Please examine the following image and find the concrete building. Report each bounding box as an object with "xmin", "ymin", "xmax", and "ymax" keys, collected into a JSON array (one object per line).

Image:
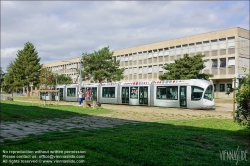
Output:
[{"xmin": 44, "ymin": 27, "xmax": 250, "ymax": 98}]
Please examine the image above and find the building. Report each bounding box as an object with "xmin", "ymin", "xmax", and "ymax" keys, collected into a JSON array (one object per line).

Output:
[{"xmin": 44, "ymin": 27, "xmax": 250, "ymax": 98}]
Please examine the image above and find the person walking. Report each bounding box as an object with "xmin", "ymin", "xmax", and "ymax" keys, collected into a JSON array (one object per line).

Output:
[
  {"xmin": 78, "ymin": 89, "xmax": 84, "ymax": 106},
  {"xmin": 85, "ymin": 88, "xmax": 91, "ymax": 100}
]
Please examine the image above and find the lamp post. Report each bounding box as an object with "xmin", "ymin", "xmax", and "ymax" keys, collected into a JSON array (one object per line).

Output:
[
  {"xmin": 55, "ymin": 73, "xmax": 58, "ymax": 90},
  {"xmin": 79, "ymin": 58, "xmax": 82, "ymax": 90}
]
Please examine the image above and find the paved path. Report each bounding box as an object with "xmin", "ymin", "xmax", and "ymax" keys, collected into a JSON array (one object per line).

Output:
[{"xmin": 0, "ymin": 116, "xmax": 140, "ymax": 143}]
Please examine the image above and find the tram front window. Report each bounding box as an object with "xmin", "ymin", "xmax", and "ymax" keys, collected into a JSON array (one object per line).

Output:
[{"xmin": 204, "ymin": 85, "xmax": 214, "ymax": 101}]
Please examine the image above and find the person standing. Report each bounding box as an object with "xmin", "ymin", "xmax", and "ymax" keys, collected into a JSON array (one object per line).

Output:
[
  {"xmin": 85, "ymin": 88, "xmax": 91, "ymax": 100},
  {"xmin": 78, "ymin": 89, "xmax": 84, "ymax": 106}
]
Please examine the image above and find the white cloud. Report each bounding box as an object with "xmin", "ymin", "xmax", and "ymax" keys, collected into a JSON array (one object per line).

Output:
[
  {"xmin": 1, "ymin": 1, "xmax": 249, "ymax": 72},
  {"xmin": 1, "ymin": 47, "xmax": 21, "ymax": 58}
]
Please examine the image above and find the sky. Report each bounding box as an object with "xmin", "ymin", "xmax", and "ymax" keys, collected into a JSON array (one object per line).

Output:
[{"xmin": 1, "ymin": 1, "xmax": 249, "ymax": 72}]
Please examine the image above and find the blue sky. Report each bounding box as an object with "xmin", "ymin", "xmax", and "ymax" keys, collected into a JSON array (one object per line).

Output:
[{"xmin": 1, "ymin": 1, "xmax": 249, "ymax": 72}]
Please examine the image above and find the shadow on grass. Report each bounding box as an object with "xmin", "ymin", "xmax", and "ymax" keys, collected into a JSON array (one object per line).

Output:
[
  {"xmin": 0, "ymin": 101, "xmax": 111, "ymax": 122},
  {"xmin": 0, "ymin": 101, "xmax": 249, "ymax": 166}
]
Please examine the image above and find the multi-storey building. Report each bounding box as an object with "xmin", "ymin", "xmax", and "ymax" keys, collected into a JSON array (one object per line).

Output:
[{"xmin": 44, "ymin": 27, "xmax": 249, "ymax": 98}]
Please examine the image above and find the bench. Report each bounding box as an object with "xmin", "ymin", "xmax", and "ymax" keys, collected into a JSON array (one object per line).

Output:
[{"xmin": 83, "ymin": 100, "xmax": 101, "ymax": 108}]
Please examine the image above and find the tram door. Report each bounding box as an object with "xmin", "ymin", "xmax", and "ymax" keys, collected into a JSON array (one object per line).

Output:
[
  {"xmin": 57, "ymin": 88, "xmax": 64, "ymax": 101},
  {"xmin": 139, "ymin": 87, "xmax": 148, "ymax": 105},
  {"xmin": 91, "ymin": 87, "xmax": 97, "ymax": 101},
  {"xmin": 82, "ymin": 87, "xmax": 97, "ymax": 100},
  {"xmin": 179, "ymin": 86, "xmax": 187, "ymax": 107},
  {"xmin": 121, "ymin": 87, "xmax": 129, "ymax": 104}
]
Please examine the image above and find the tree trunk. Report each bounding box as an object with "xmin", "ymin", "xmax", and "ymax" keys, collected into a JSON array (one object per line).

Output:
[{"xmin": 27, "ymin": 85, "xmax": 30, "ymax": 97}]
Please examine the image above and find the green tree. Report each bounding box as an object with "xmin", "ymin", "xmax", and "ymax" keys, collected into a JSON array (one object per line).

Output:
[
  {"xmin": 235, "ymin": 68, "xmax": 250, "ymax": 128},
  {"xmin": 56, "ymin": 74, "xmax": 73, "ymax": 84},
  {"xmin": 81, "ymin": 47, "xmax": 124, "ymax": 83},
  {"xmin": 38, "ymin": 68, "xmax": 56, "ymax": 89},
  {"xmin": 12, "ymin": 42, "xmax": 42, "ymax": 96},
  {"xmin": 0, "ymin": 67, "xmax": 4, "ymax": 92},
  {"xmin": 159, "ymin": 54, "xmax": 213, "ymax": 80},
  {"xmin": 2, "ymin": 62, "xmax": 16, "ymax": 95}
]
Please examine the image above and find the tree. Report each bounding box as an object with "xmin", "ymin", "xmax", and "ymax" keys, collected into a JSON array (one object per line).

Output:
[
  {"xmin": 81, "ymin": 47, "xmax": 125, "ymax": 83},
  {"xmin": 38, "ymin": 68, "xmax": 56, "ymax": 89},
  {"xmin": 235, "ymin": 68, "xmax": 250, "ymax": 128},
  {"xmin": 2, "ymin": 62, "xmax": 16, "ymax": 95},
  {"xmin": 12, "ymin": 42, "xmax": 42, "ymax": 96},
  {"xmin": 159, "ymin": 54, "xmax": 213, "ymax": 80},
  {"xmin": 56, "ymin": 74, "xmax": 73, "ymax": 84},
  {"xmin": 0, "ymin": 67, "xmax": 4, "ymax": 92}
]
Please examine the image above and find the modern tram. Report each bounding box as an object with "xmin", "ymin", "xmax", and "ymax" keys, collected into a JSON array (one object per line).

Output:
[{"xmin": 54, "ymin": 79, "xmax": 214, "ymax": 109}]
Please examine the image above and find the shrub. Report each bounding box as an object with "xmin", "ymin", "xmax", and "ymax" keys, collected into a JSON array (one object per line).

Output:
[{"xmin": 235, "ymin": 68, "xmax": 250, "ymax": 128}]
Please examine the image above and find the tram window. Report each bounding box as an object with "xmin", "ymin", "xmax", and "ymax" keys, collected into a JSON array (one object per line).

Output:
[
  {"xmin": 157, "ymin": 86, "xmax": 167, "ymax": 99},
  {"xmin": 191, "ymin": 86, "xmax": 204, "ymax": 100},
  {"xmin": 102, "ymin": 87, "xmax": 115, "ymax": 98},
  {"xmin": 67, "ymin": 88, "xmax": 76, "ymax": 97},
  {"xmin": 204, "ymin": 85, "xmax": 214, "ymax": 101},
  {"xmin": 130, "ymin": 87, "xmax": 138, "ymax": 99},
  {"xmin": 166, "ymin": 86, "xmax": 178, "ymax": 100}
]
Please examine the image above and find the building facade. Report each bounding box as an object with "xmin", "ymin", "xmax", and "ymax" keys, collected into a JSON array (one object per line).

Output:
[{"xmin": 44, "ymin": 27, "xmax": 250, "ymax": 98}]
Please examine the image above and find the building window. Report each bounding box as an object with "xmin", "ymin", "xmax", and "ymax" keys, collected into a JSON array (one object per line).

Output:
[
  {"xmin": 219, "ymin": 84, "xmax": 225, "ymax": 92},
  {"xmin": 228, "ymin": 37, "xmax": 235, "ymax": 48},
  {"xmin": 211, "ymin": 40, "xmax": 218, "ymax": 50},
  {"xmin": 189, "ymin": 43, "xmax": 195, "ymax": 53},
  {"xmin": 214, "ymin": 84, "xmax": 216, "ymax": 92},
  {"xmin": 219, "ymin": 38, "xmax": 226, "ymax": 49},
  {"xmin": 170, "ymin": 47, "xmax": 175, "ymax": 56},
  {"xmin": 228, "ymin": 57, "xmax": 235, "ymax": 67},
  {"xmin": 182, "ymin": 44, "xmax": 188, "ymax": 54},
  {"xmin": 129, "ymin": 54, "xmax": 132, "ymax": 61},
  {"xmin": 212, "ymin": 59, "xmax": 218, "ymax": 68},
  {"xmin": 133, "ymin": 53, "xmax": 137, "ymax": 61},
  {"xmin": 220, "ymin": 58, "xmax": 226, "ymax": 68},
  {"xmin": 164, "ymin": 48, "xmax": 169, "ymax": 56},
  {"xmin": 227, "ymin": 84, "xmax": 232, "ymax": 91},
  {"xmin": 148, "ymin": 66, "xmax": 152, "ymax": 73},
  {"xmin": 102, "ymin": 87, "xmax": 115, "ymax": 98},
  {"xmin": 196, "ymin": 42, "xmax": 202, "ymax": 52}
]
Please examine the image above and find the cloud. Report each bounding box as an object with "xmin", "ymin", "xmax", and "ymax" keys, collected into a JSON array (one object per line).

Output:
[{"xmin": 1, "ymin": 1, "xmax": 249, "ymax": 72}]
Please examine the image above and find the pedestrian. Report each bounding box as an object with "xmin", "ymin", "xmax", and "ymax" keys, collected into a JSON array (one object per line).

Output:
[
  {"xmin": 78, "ymin": 89, "xmax": 84, "ymax": 106},
  {"xmin": 85, "ymin": 88, "xmax": 91, "ymax": 100}
]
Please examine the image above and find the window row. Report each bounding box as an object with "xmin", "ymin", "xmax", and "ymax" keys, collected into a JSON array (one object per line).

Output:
[
  {"xmin": 51, "ymin": 63, "xmax": 80, "ymax": 71},
  {"xmin": 116, "ymin": 37, "xmax": 235, "ymax": 61},
  {"xmin": 123, "ymin": 65, "xmax": 165, "ymax": 74},
  {"xmin": 101, "ymin": 86, "xmax": 213, "ymax": 101},
  {"xmin": 214, "ymin": 83, "xmax": 232, "ymax": 92},
  {"xmin": 205, "ymin": 58, "xmax": 235, "ymax": 68}
]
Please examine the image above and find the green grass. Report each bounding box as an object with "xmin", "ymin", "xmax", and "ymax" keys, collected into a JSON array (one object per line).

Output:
[
  {"xmin": 0, "ymin": 101, "xmax": 249, "ymax": 166},
  {"xmin": 1, "ymin": 101, "xmax": 111, "ymax": 122},
  {"xmin": 1, "ymin": 119, "xmax": 249, "ymax": 166}
]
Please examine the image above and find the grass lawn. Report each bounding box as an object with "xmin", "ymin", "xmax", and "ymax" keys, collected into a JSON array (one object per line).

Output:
[{"xmin": 1, "ymin": 101, "xmax": 249, "ymax": 166}]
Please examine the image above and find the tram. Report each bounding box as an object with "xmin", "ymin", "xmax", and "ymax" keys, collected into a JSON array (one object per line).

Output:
[{"xmin": 55, "ymin": 79, "xmax": 214, "ymax": 109}]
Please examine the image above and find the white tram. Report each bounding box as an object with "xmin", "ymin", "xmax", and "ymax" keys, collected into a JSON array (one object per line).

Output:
[{"xmin": 55, "ymin": 79, "xmax": 214, "ymax": 109}]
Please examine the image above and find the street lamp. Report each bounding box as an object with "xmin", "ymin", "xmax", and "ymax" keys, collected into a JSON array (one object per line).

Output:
[
  {"xmin": 55, "ymin": 73, "xmax": 58, "ymax": 90},
  {"xmin": 79, "ymin": 58, "xmax": 82, "ymax": 89}
]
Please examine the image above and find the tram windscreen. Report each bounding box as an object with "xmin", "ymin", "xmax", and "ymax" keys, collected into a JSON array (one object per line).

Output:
[
  {"xmin": 191, "ymin": 86, "xmax": 204, "ymax": 100},
  {"xmin": 204, "ymin": 85, "xmax": 214, "ymax": 101}
]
